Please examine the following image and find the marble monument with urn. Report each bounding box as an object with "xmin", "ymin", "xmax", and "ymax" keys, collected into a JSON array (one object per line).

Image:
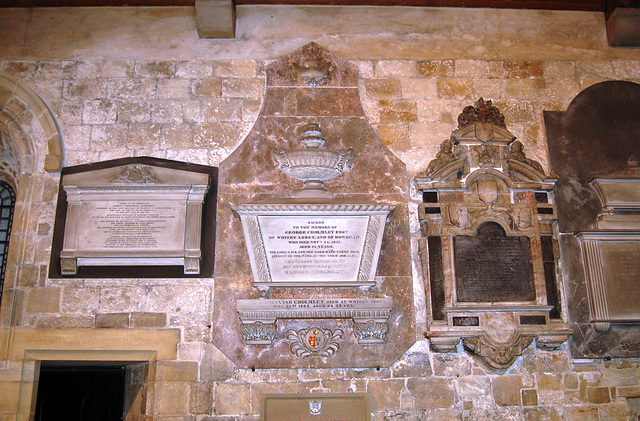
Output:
[{"xmin": 212, "ymin": 43, "xmax": 414, "ymax": 369}]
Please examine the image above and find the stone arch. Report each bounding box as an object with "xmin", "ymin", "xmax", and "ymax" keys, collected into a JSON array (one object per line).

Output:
[
  {"xmin": 0, "ymin": 72, "xmax": 63, "ymax": 362},
  {"xmin": 0, "ymin": 71, "xmax": 63, "ymax": 174}
]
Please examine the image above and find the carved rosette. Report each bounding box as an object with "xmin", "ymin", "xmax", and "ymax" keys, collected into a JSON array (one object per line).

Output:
[
  {"xmin": 286, "ymin": 327, "xmax": 343, "ymax": 358},
  {"xmin": 241, "ymin": 322, "xmax": 277, "ymax": 345},
  {"xmin": 463, "ymin": 333, "xmax": 533, "ymax": 369},
  {"xmin": 353, "ymin": 320, "xmax": 389, "ymax": 344}
]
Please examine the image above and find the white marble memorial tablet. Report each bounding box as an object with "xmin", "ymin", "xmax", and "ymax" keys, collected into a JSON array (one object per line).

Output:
[
  {"xmin": 259, "ymin": 215, "xmax": 368, "ymax": 282},
  {"xmin": 577, "ymin": 232, "xmax": 640, "ymax": 331},
  {"xmin": 60, "ymin": 163, "xmax": 209, "ymax": 275},
  {"xmin": 233, "ymin": 203, "xmax": 394, "ymax": 287}
]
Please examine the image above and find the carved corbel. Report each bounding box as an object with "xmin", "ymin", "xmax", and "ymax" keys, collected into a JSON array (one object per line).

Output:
[{"xmin": 463, "ymin": 332, "xmax": 533, "ymax": 369}]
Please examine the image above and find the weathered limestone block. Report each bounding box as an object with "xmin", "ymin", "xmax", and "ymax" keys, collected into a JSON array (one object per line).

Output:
[
  {"xmin": 215, "ymin": 383, "xmax": 251, "ymax": 415},
  {"xmin": 365, "ymin": 79, "xmax": 402, "ymax": 100},
  {"xmin": 418, "ymin": 60, "xmax": 454, "ymax": 77},
  {"xmin": 375, "ymin": 60, "xmax": 418, "ymax": 78},
  {"xmin": 160, "ymin": 124, "xmax": 194, "ymax": 148},
  {"xmin": 157, "ymin": 79, "xmax": 191, "ymax": 99},
  {"xmin": 189, "ymin": 382, "xmax": 213, "ymax": 415},
  {"xmin": 492, "ymin": 376, "xmax": 525, "ymax": 406},
  {"xmin": 407, "ymin": 378, "xmax": 455, "ymax": 409},
  {"xmin": 176, "ymin": 61, "xmax": 214, "ymax": 78},
  {"xmin": 82, "ymin": 99, "xmax": 117, "ymax": 124},
  {"xmin": 367, "ymin": 379, "xmax": 405, "ymax": 410},
  {"xmin": 437, "ymin": 79, "xmax": 473, "ymax": 99},
  {"xmin": 130, "ymin": 312, "xmax": 166, "ymax": 328},
  {"xmin": 215, "ymin": 60, "xmax": 258, "ymax": 78},
  {"xmin": 155, "ymin": 381, "xmax": 189, "ymax": 416},
  {"xmin": 102, "ymin": 60, "xmax": 134, "ymax": 78},
  {"xmin": 25, "ymin": 287, "xmax": 60, "ymax": 313},
  {"xmin": 157, "ymin": 361, "xmax": 199, "ymax": 382},
  {"xmin": 95, "ymin": 313, "xmax": 129, "ymax": 328},
  {"xmin": 108, "ymin": 78, "xmax": 157, "ymax": 99},
  {"xmin": 135, "ymin": 61, "xmax": 176, "ymax": 78},
  {"xmin": 221, "ymin": 78, "xmax": 263, "ymax": 98},
  {"xmin": 192, "ymin": 78, "xmax": 223, "ymax": 97},
  {"xmin": 400, "ymin": 79, "xmax": 437, "ymax": 99}
]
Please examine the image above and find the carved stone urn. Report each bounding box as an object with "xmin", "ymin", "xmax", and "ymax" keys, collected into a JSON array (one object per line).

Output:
[{"xmin": 272, "ymin": 124, "xmax": 354, "ymax": 198}]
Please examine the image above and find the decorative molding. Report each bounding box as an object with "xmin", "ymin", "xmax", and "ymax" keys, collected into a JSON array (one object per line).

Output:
[
  {"xmin": 233, "ymin": 203, "xmax": 394, "ymax": 214},
  {"xmin": 286, "ymin": 327, "xmax": 343, "ymax": 358},
  {"xmin": 244, "ymin": 215, "xmax": 271, "ymax": 283},
  {"xmin": 237, "ymin": 298, "xmax": 392, "ymax": 345},
  {"xmin": 457, "ymin": 98, "xmax": 506, "ymax": 128},
  {"xmin": 0, "ymin": 71, "xmax": 63, "ymax": 172},
  {"xmin": 353, "ymin": 320, "xmax": 389, "ymax": 344},
  {"xmin": 463, "ymin": 332, "xmax": 533, "ymax": 369},
  {"xmin": 112, "ymin": 164, "xmax": 159, "ymax": 184},
  {"xmin": 241, "ymin": 322, "xmax": 277, "ymax": 345}
]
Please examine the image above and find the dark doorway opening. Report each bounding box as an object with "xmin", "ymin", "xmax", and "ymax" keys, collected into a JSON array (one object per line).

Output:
[{"xmin": 35, "ymin": 363, "xmax": 126, "ymax": 421}]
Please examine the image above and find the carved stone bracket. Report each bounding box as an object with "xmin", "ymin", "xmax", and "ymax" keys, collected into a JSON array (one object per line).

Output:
[
  {"xmin": 463, "ymin": 332, "xmax": 533, "ymax": 369},
  {"xmin": 237, "ymin": 298, "xmax": 392, "ymax": 345}
]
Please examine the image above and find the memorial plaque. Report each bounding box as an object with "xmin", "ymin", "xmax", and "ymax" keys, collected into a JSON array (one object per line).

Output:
[
  {"xmin": 260, "ymin": 215, "xmax": 368, "ymax": 282},
  {"xmin": 578, "ymin": 232, "xmax": 640, "ymax": 329},
  {"xmin": 601, "ymin": 241, "xmax": 640, "ymax": 319},
  {"xmin": 57, "ymin": 159, "xmax": 212, "ymax": 275},
  {"xmin": 454, "ymin": 221, "xmax": 535, "ymax": 302},
  {"xmin": 262, "ymin": 393, "xmax": 370, "ymax": 421},
  {"xmin": 233, "ymin": 203, "xmax": 394, "ymax": 287}
]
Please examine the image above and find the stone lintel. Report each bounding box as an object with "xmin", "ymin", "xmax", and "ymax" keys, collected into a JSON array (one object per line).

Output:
[
  {"xmin": 195, "ymin": 0, "xmax": 236, "ymax": 39},
  {"xmin": 606, "ymin": 7, "xmax": 640, "ymax": 46}
]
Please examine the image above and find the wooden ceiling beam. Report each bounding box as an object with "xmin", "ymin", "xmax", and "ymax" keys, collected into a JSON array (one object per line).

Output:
[{"xmin": 0, "ymin": 0, "xmax": 606, "ymax": 10}]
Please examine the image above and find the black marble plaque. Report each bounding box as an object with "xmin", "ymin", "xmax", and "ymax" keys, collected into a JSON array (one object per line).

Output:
[{"xmin": 454, "ymin": 222, "xmax": 535, "ymax": 302}]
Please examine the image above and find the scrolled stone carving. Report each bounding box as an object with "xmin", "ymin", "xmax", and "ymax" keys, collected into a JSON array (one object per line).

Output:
[
  {"xmin": 112, "ymin": 164, "xmax": 159, "ymax": 184},
  {"xmin": 463, "ymin": 333, "xmax": 533, "ymax": 369},
  {"xmin": 457, "ymin": 97, "xmax": 506, "ymax": 128},
  {"xmin": 241, "ymin": 321, "xmax": 277, "ymax": 345},
  {"xmin": 507, "ymin": 140, "xmax": 544, "ymax": 174},
  {"xmin": 286, "ymin": 327, "xmax": 343, "ymax": 358},
  {"xmin": 353, "ymin": 320, "xmax": 389, "ymax": 344}
]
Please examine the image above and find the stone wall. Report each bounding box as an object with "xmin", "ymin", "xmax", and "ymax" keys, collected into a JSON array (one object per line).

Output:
[{"xmin": 0, "ymin": 5, "xmax": 639, "ymax": 420}]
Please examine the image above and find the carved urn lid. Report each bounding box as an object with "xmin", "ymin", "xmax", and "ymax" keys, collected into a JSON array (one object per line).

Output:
[{"xmin": 272, "ymin": 124, "xmax": 355, "ymax": 198}]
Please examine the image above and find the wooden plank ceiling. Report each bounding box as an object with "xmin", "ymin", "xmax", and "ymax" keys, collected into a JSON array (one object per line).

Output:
[{"xmin": 0, "ymin": 0, "xmax": 609, "ymax": 10}]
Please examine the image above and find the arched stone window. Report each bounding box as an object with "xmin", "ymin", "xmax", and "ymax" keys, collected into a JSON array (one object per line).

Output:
[{"xmin": 0, "ymin": 181, "xmax": 15, "ymax": 302}]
